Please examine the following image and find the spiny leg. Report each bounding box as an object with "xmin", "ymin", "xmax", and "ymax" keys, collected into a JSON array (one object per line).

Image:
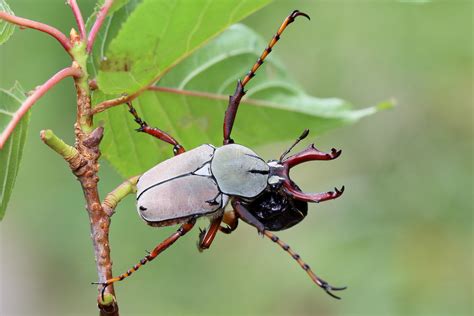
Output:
[
  {"xmin": 198, "ymin": 210, "xmax": 240, "ymax": 251},
  {"xmin": 93, "ymin": 220, "xmax": 195, "ymax": 298},
  {"xmin": 263, "ymin": 230, "xmax": 347, "ymax": 299},
  {"xmin": 197, "ymin": 215, "xmax": 223, "ymax": 251},
  {"xmin": 127, "ymin": 102, "xmax": 185, "ymax": 155},
  {"xmin": 223, "ymin": 10, "xmax": 310, "ymax": 145}
]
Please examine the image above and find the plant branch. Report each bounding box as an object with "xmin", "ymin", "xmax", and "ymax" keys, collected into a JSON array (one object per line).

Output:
[
  {"xmin": 0, "ymin": 66, "xmax": 82, "ymax": 149},
  {"xmin": 102, "ymin": 176, "xmax": 140, "ymax": 216},
  {"xmin": 90, "ymin": 84, "xmax": 230, "ymax": 115},
  {"xmin": 87, "ymin": 0, "xmax": 114, "ymax": 52},
  {"xmin": 92, "ymin": 93, "xmax": 139, "ymax": 114},
  {"xmin": 67, "ymin": 0, "xmax": 86, "ymax": 40},
  {"xmin": 0, "ymin": 11, "xmax": 72, "ymax": 53}
]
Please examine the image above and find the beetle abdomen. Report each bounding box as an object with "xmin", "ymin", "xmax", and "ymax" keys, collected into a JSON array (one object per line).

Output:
[{"xmin": 136, "ymin": 144, "xmax": 228, "ymax": 226}]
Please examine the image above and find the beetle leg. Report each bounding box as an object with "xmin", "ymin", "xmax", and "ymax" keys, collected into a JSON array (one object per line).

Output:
[
  {"xmin": 127, "ymin": 101, "xmax": 185, "ymax": 155},
  {"xmin": 223, "ymin": 10, "xmax": 310, "ymax": 145},
  {"xmin": 232, "ymin": 199, "xmax": 265, "ymax": 234},
  {"xmin": 93, "ymin": 220, "xmax": 195, "ymax": 297},
  {"xmin": 219, "ymin": 210, "xmax": 238, "ymax": 234},
  {"xmin": 197, "ymin": 215, "xmax": 223, "ymax": 252},
  {"xmin": 263, "ymin": 230, "xmax": 347, "ymax": 300}
]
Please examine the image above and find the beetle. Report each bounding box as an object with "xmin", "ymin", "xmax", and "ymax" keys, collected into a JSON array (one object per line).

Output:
[{"xmin": 97, "ymin": 10, "xmax": 347, "ymax": 300}]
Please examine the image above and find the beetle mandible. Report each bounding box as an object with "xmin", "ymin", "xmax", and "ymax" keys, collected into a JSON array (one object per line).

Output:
[{"xmin": 97, "ymin": 10, "xmax": 347, "ymax": 300}]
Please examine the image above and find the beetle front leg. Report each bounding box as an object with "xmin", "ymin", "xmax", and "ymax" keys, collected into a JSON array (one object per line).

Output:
[
  {"xmin": 127, "ymin": 102, "xmax": 185, "ymax": 155},
  {"xmin": 232, "ymin": 199, "xmax": 265, "ymax": 234},
  {"xmin": 94, "ymin": 220, "xmax": 195, "ymax": 297},
  {"xmin": 222, "ymin": 10, "xmax": 310, "ymax": 145}
]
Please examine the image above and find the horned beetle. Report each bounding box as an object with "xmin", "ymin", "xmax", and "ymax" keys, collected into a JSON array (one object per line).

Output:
[{"xmin": 97, "ymin": 10, "xmax": 347, "ymax": 300}]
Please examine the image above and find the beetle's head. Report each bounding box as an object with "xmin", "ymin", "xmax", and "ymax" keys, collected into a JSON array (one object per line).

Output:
[{"xmin": 266, "ymin": 129, "xmax": 344, "ymax": 203}]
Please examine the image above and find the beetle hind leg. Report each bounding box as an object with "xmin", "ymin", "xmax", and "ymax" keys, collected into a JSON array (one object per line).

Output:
[
  {"xmin": 126, "ymin": 101, "xmax": 185, "ymax": 155},
  {"xmin": 93, "ymin": 220, "xmax": 195, "ymax": 297}
]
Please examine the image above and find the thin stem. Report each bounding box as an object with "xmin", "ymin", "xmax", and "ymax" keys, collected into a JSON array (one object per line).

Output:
[
  {"xmin": 67, "ymin": 0, "xmax": 86, "ymax": 39},
  {"xmin": 40, "ymin": 129, "xmax": 79, "ymax": 160},
  {"xmin": 87, "ymin": 0, "xmax": 114, "ymax": 52},
  {"xmin": 92, "ymin": 93, "xmax": 139, "ymax": 115},
  {"xmin": 102, "ymin": 176, "xmax": 140, "ymax": 216},
  {"xmin": 0, "ymin": 11, "xmax": 72, "ymax": 53},
  {"xmin": 149, "ymin": 86, "xmax": 229, "ymax": 101},
  {"xmin": 0, "ymin": 66, "xmax": 82, "ymax": 149}
]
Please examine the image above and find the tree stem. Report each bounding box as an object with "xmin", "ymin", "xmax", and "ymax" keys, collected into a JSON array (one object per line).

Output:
[
  {"xmin": 87, "ymin": 0, "xmax": 114, "ymax": 52},
  {"xmin": 0, "ymin": 66, "xmax": 81, "ymax": 149},
  {"xmin": 67, "ymin": 0, "xmax": 86, "ymax": 40},
  {"xmin": 0, "ymin": 11, "xmax": 72, "ymax": 53}
]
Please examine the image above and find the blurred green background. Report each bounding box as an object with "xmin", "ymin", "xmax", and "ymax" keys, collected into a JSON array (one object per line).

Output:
[{"xmin": 0, "ymin": 1, "xmax": 472, "ymax": 315}]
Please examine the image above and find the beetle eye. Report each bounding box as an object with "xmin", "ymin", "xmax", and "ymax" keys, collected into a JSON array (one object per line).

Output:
[{"xmin": 139, "ymin": 206, "xmax": 147, "ymax": 211}]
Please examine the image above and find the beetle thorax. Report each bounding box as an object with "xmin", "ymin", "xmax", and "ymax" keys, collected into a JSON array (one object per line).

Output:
[{"xmin": 211, "ymin": 144, "xmax": 269, "ymax": 198}]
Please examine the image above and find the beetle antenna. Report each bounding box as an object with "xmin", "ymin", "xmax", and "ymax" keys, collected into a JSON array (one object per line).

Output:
[
  {"xmin": 279, "ymin": 129, "xmax": 310, "ymax": 162},
  {"xmin": 263, "ymin": 230, "xmax": 347, "ymax": 299}
]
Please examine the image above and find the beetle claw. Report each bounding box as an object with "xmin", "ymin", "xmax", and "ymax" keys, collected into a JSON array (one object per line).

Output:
[
  {"xmin": 335, "ymin": 186, "xmax": 345, "ymax": 195},
  {"xmin": 319, "ymin": 280, "xmax": 347, "ymax": 300},
  {"xmin": 91, "ymin": 281, "xmax": 109, "ymax": 302},
  {"xmin": 197, "ymin": 228, "xmax": 207, "ymax": 252}
]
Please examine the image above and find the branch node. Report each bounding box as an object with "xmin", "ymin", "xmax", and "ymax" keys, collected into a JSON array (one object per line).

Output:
[
  {"xmin": 69, "ymin": 28, "xmax": 81, "ymax": 45},
  {"xmin": 97, "ymin": 293, "xmax": 118, "ymax": 314},
  {"xmin": 83, "ymin": 126, "xmax": 104, "ymax": 148}
]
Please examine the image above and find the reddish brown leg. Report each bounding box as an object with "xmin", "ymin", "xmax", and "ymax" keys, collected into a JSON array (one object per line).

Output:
[
  {"xmin": 198, "ymin": 215, "xmax": 223, "ymax": 251},
  {"xmin": 263, "ymin": 230, "xmax": 347, "ymax": 299},
  {"xmin": 220, "ymin": 210, "xmax": 239, "ymax": 234},
  {"xmin": 127, "ymin": 102, "xmax": 185, "ymax": 155},
  {"xmin": 223, "ymin": 10, "xmax": 310, "ymax": 145},
  {"xmin": 94, "ymin": 220, "xmax": 195, "ymax": 297}
]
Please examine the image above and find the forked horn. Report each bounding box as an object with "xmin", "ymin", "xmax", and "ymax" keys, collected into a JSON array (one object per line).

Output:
[
  {"xmin": 283, "ymin": 185, "xmax": 345, "ymax": 203},
  {"xmin": 279, "ymin": 142, "xmax": 344, "ymax": 203}
]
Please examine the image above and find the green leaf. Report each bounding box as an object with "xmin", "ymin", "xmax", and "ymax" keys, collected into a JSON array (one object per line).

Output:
[
  {"xmin": 0, "ymin": 82, "xmax": 28, "ymax": 220},
  {"xmin": 96, "ymin": 0, "xmax": 271, "ymax": 94},
  {"xmin": 86, "ymin": 0, "xmax": 141, "ymax": 78},
  {"xmin": 95, "ymin": 24, "xmax": 392, "ymax": 178},
  {"xmin": 96, "ymin": 0, "xmax": 131, "ymax": 14},
  {"xmin": 0, "ymin": 0, "xmax": 15, "ymax": 45}
]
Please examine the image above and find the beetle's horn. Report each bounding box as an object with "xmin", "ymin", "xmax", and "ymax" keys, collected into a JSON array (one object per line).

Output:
[
  {"xmin": 280, "ymin": 143, "xmax": 344, "ymax": 203},
  {"xmin": 283, "ymin": 184, "xmax": 345, "ymax": 203}
]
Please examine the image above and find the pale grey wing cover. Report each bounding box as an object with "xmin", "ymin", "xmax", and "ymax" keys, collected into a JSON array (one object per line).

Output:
[
  {"xmin": 136, "ymin": 144, "xmax": 227, "ymax": 225},
  {"xmin": 211, "ymin": 144, "xmax": 269, "ymax": 198}
]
